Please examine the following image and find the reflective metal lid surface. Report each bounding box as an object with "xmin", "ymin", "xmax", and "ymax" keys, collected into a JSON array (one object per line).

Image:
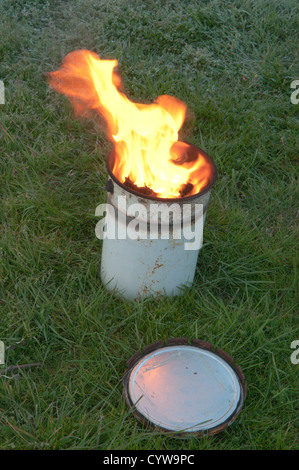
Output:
[{"xmin": 123, "ymin": 339, "xmax": 246, "ymax": 435}]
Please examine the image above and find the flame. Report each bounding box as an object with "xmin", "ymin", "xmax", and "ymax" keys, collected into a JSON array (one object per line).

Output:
[{"xmin": 48, "ymin": 50, "xmax": 212, "ymax": 198}]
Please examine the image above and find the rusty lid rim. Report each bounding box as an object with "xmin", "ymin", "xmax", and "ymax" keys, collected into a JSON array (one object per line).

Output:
[{"xmin": 123, "ymin": 338, "xmax": 246, "ymax": 437}]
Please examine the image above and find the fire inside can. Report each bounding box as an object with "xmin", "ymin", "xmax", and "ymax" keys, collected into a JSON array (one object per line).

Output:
[{"xmin": 100, "ymin": 144, "xmax": 217, "ymax": 301}]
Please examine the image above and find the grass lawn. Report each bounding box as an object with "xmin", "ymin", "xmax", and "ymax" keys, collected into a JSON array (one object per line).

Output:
[{"xmin": 0, "ymin": 0, "xmax": 298, "ymax": 450}]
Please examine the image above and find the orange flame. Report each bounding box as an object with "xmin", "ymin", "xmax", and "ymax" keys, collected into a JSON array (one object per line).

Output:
[{"xmin": 48, "ymin": 50, "xmax": 212, "ymax": 198}]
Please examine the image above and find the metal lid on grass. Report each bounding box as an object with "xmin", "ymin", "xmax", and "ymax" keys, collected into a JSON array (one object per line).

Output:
[{"xmin": 123, "ymin": 338, "xmax": 247, "ymax": 436}]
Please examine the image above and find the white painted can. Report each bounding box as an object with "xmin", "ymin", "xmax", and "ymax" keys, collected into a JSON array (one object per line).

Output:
[{"xmin": 100, "ymin": 145, "xmax": 217, "ymax": 301}]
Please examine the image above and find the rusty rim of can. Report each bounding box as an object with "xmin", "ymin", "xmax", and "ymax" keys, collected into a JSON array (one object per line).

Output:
[
  {"xmin": 123, "ymin": 338, "xmax": 247, "ymax": 437},
  {"xmin": 106, "ymin": 143, "xmax": 217, "ymax": 202}
]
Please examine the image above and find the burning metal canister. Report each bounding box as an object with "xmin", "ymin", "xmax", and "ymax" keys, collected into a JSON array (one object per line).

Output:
[
  {"xmin": 47, "ymin": 50, "xmax": 218, "ymax": 300},
  {"xmin": 100, "ymin": 144, "xmax": 217, "ymax": 300}
]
